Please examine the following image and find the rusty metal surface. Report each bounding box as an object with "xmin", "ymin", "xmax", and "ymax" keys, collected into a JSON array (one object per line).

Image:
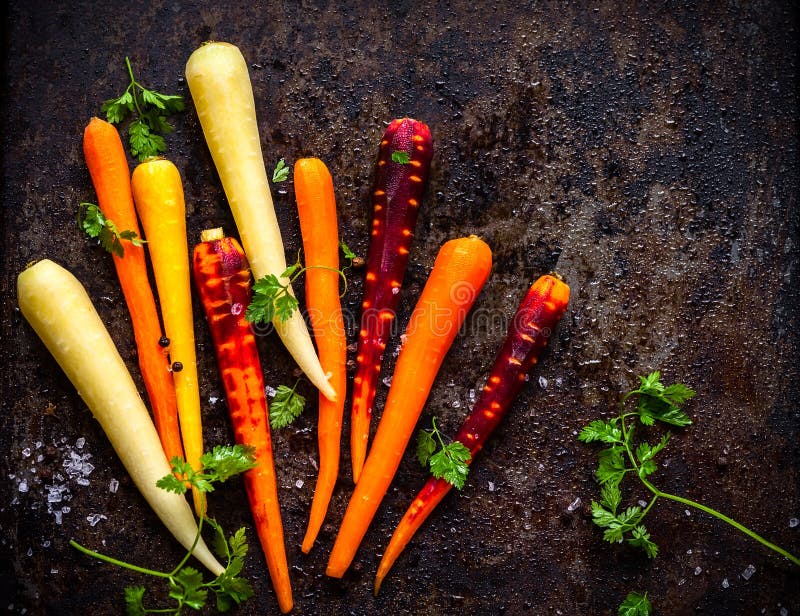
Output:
[{"xmin": 1, "ymin": 1, "xmax": 798, "ymax": 614}]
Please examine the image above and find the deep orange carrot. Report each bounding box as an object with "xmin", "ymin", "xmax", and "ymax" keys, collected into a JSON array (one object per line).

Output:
[
  {"xmin": 293, "ymin": 158, "xmax": 348, "ymax": 553},
  {"xmin": 326, "ymin": 235, "xmax": 492, "ymax": 577},
  {"xmin": 374, "ymin": 274, "xmax": 570, "ymax": 594},
  {"xmin": 193, "ymin": 229, "xmax": 293, "ymax": 613},
  {"xmin": 131, "ymin": 158, "xmax": 204, "ymax": 514},
  {"xmin": 82, "ymin": 118, "xmax": 183, "ymax": 464}
]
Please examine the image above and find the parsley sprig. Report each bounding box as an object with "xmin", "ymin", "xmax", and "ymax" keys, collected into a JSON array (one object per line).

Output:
[
  {"xmin": 101, "ymin": 56, "xmax": 185, "ymax": 161},
  {"xmin": 268, "ymin": 379, "xmax": 307, "ymax": 429},
  {"xmin": 70, "ymin": 445, "xmax": 258, "ymax": 614},
  {"xmin": 272, "ymin": 158, "xmax": 290, "ymax": 183},
  {"xmin": 245, "ymin": 242, "xmax": 358, "ymax": 326},
  {"xmin": 618, "ymin": 592, "xmax": 652, "ymax": 616},
  {"xmin": 415, "ymin": 417, "xmax": 472, "ymax": 490},
  {"xmin": 580, "ymin": 372, "xmax": 799, "ymax": 566},
  {"xmin": 79, "ymin": 202, "xmax": 145, "ymax": 257}
]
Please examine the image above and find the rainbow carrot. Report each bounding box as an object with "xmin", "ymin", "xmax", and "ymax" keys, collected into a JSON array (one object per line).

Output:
[
  {"xmin": 192, "ymin": 229, "xmax": 292, "ymax": 613},
  {"xmin": 82, "ymin": 118, "xmax": 183, "ymax": 464},
  {"xmin": 326, "ymin": 236, "xmax": 492, "ymax": 578},
  {"xmin": 293, "ymin": 158, "xmax": 348, "ymax": 553},
  {"xmin": 131, "ymin": 158, "xmax": 204, "ymax": 514},
  {"xmin": 350, "ymin": 117, "xmax": 434, "ymax": 482},
  {"xmin": 374, "ymin": 274, "xmax": 570, "ymax": 593}
]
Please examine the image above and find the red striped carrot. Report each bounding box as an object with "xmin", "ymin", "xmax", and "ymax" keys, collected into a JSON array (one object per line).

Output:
[{"xmin": 350, "ymin": 118, "xmax": 434, "ymax": 482}]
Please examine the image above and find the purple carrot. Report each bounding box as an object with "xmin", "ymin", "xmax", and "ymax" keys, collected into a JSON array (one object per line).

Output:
[
  {"xmin": 350, "ymin": 117, "xmax": 434, "ymax": 482},
  {"xmin": 373, "ymin": 273, "xmax": 571, "ymax": 594}
]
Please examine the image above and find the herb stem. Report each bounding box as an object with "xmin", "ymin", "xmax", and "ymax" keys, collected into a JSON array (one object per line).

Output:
[
  {"xmin": 69, "ymin": 540, "xmax": 171, "ymax": 578},
  {"xmin": 124, "ymin": 56, "xmax": 145, "ymax": 117},
  {"xmin": 168, "ymin": 502, "xmax": 206, "ymax": 576}
]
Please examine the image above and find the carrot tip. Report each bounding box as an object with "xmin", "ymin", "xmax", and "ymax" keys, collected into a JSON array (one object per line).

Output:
[{"xmin": 373, "ymin": 575, "xmax": 384, "ymax": 596}]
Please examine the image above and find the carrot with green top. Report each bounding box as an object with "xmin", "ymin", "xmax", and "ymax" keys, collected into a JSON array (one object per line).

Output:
[
  {"xmin": 192, "ymin": 228, "xmax": 293, "ymax": 613},
  {"xmin": 131, "ymin": 158, "xmax": 204, "ymax": 514},
  {"xmin": 292, "ymin": 158, "xmax": 348, "ymax": 553},
  {"xmin": 326, "ymin": 235, "xmax": 492, "ymax": 578},
  {"xmin": 374, "ymin": 274, "xmax": 571, "ymax": 594},
  {"xmin": 82, "ymin": 117, "xmax": 183, "ymax": 465}
]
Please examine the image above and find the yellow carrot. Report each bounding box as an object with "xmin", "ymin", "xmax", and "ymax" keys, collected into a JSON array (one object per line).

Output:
[
  {"xmin": 185, "ymin": 41, "xmax": 335, "ymax": 401},
  {"xmin": 131, "ymin": 158, "xmax": 204, "ymax": 514}
]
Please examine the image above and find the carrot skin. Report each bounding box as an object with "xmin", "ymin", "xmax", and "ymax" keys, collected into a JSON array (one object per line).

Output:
[
  {"xmin": 326, "ymin": 236, "xmax": 492, "ymax": 578},
  {"xmin": 374, "ymin": 274, "xmax": 570, "ymax": 593},
  {"xmin": 192, "ymin": 232, "xmax": 293, "ymax": 613},
  {"xmin": 351, "ymin": 117, "xmax": 434, "ymax": 482},
  {"xmin": 82, "ymin": 118, "xmax": 183, "ymax": 465},
  {"xmin": 293, "ymin": 159, "xmax": 348, "ymax": 553}
]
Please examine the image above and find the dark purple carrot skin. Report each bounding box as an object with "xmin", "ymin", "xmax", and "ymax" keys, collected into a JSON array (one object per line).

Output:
[
  {"xmin": 374, "ymin": 274, "xmax": 570, "ymax": 594},
  {"xmin": 350, "ymin": 117, "xmax": 434, "ymax": 481}
]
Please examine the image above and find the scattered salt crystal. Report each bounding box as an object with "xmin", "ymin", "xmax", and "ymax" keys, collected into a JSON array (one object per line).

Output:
[
  {"xmin": 741, "ymin": 564, "xmax": 756, "ymax": 580},
  {"xmin": 8, "ymin": 473, "xmax": 15, "ymax": 480},
  {"xmin": 538, "ymin": 376, "xmax": 548, "ymax": 389},
  {"xmin": 209, "ymin": 396, "xmax": 219, "ymax": 405},
  {"xmin": 47, "ymin": 485, "xmax": 66, "ymax": 503},
  {"xmin": 638, "ymin": 500, "xmax": 648, "ymax": 508},
  {"xmin": 452, "ymin": 399, "xmax": 461, "ymax": 409},
  {"xmin": 687, "ymin": 549, "xmax": 692, "ymax": 554},
  {"xmin": 685, "ymin": 509, "xmax": 691, "ymax": 516},
  {"xmin": 109, "ymin": 479, "xmax": 119, "ymax": 493},
  {"xmin": 391, "ymin": 287, "xmax": 399, "ymax": 295},
  {"xmin": 400, "ymin": 334, "xmax": 408, "ymax": 346},
  {"xmin": 555, "ymin": 377, "xmax": 563, "ymax": 387},
  {"xmin": 36, "ymin": 455, "xmax": 44, "ymax": 463},
  {"xmin": 50, "ymin": 568, "xmax": 58, "ymax": 574},
  {"xmin": 18, "ymin": 480, "xmax": 28, "ymax": 493},
  {"xmin": 722, "ymin": 578, "xmax": 729, "ymax": 588},
  {"xmin": 22, "ymin": 447, "xmax": 31, "ymax": 458},
  {"xmin": 789, "ymin": 517, "xmax": 798, "ymax": 528},
  {"xmin": 82, "ymin": 462, "xmax": 95, "ymax": 475},
  {"xmin": 265, "ymin": 386, "xmax": 277, "ymax": 398},
  {"xmin": 75, "ymin": 437, "xmax": 85, "ymax": 449},
  {"xmin": 468, "ymin": 389, "xmax": 476, "ymax": 403},
  {"xmin": 309, "ymin": 456, "xmax": 319, "ymax": 471},
  {"xmin": 780, "ymin": 608, "xmax": 788, "ymax": 616},
  {"xmin": 488, "ymin": 481, "xmax": 495, "ymax": 492},
  {"xmin": 382, "ymin": 376, "xmax": 392, "ymax": 387},
  {"xmin": 87, "ymin": 513, "xmax": 108, "ymax": 527},
  {"xmin": 35, "ymin": 441, "xmax": 42, "ymax": 449},
  {"xmin": 677, "ymin": 578, "xmax": 685, "ymax": 586},
  {"xmin": 537, "ymin": 463, "xmax": 545, "ymax": 472},
  {"xmin": 54, "ymin": 511, "xmax": 62, "ymax": 525},
  {"xmin": 61, "ymin": 506, "xmax": 71, "ymax": 514},
  {"xmin": 76, "ymin": 477, "xmax": 90, "ymax": 486},
  {"xmin": 42, "ymin": 540, "xmax": 50, "ymax": 548},
  {"xmin": 567, "ymin": 497, "xmax": 582, "ymax": 513},
  {"xmin": 295, "ymin": 479, "xmax": 304, "ymax": 489},
  {"xmin": 694, "ymin": 566, "xmax": 702, "ymax": 575}
]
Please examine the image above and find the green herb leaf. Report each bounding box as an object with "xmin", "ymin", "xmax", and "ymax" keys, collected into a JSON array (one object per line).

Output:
[
  {"xmin": 391, "ymin": 151, "xmax": 410, "ymax": 164},
  {"xmin": 340, "ymin": 241, "xmax": 356, "ymax": 262},
  {"xmin": 619, "ymin": 591, "xmax": 652, "ymax": 616},
  {"xmin": 269, "ymin": 382, "xmax": 306, "ymax": 429},
  {"xmin": 78, "ymin": 202, "xmax": 144, "ymax": 258},
  {"xmin": 170, "ymin": 566, "xmax": 207, "ymax": 610},
  {"xmin": 415, "ymin": 429, "xmax": 437, "ymax": 466},
  {"xmin": 200, "ymin": 444, "xmax": 258, "ymax": 484},
  {"xmin": 129, "ymin": 118, "xmax": 167, "ymax": 160},
  {"xmin": 123, "ymin": 586, "xmax": 147, "ymax": 616},
  {"xmin": 274, "ymin": 293, "xmax": 300, "ymax": 322},
  {"xmin": 579, "ymin": 419, "xmax": 622, "ymax": 444},
  {"xmin": 272, "ymin": 158, "xmax": 289, "ymax": 182},
  {"xmin": 599, "ymin": 482, "xmax": 622, "ymax": 514},
  {"xmin": 628, "ymin": 524, "xmax": 659, "ymax": 558},
  {"xmin": 429, "ymin": 442, "xmax": 471, "ymax": 489}
]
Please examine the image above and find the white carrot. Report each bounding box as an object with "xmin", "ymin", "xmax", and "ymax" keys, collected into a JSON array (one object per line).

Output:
[
  {"xmin": 185, "ymin": 41, "xmax": 336, "ymax": 401},
  {"xmin": 17, "ymin": 259, "xmax": 223, "ymax": 576}
]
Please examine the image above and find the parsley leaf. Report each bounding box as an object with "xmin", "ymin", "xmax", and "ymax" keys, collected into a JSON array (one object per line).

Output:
[
  {"xmin": 102, "ymin": 57, "xmax": 184, "ymax": 161},
  {"xmin": 200, "ymin": 444, "xmax": 258, "ymax": 483},
  {"xmin": 415, "ymin": 417, "xmax": 472, "ymax": 490},
  {"xmin": 123, "ymin": 586, "xmax": 147, "ymax": 616},
  {"xmin": 579, "ymin": 418, "xmax": 622, "ymax": 444},
  {"xmin": 340, "ymin": 241, "xmax": 356, "ymax": 263},
  {"xmin": 628, "ymin": 524, "xmax": 659, "ymax": 558},
  {"xmin": 269, "ymin": 381, "xmax": 306, "ymax": 429},
  {"xmin": 618, "ymin": 591, "xmax": 652, "ymax": 616},
  {"xmin": 170, "ymin": 567, "xmax": 207, "ymax": 610},
  {"xmin": 78, "ymin": 202, "xmax": 145, "ymax": 258},
  {"xmin": 391, "ymin": 151, "xmax": 410, "ymax": 164},
  {"xmin": 272, "ymin": 158, "xmax": 290, "ymax": 182}
]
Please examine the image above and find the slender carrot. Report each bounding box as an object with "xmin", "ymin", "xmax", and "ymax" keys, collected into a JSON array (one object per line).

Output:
[
  {"xmin": 192, "ymin": 228, "xmax": 292, "ymax": 613},
  {"xmin": 326, "ymin": 235, "xmax": 492, "ymax": 578},
  {"xmin": 292, "ymin": 158, "xmax": 348, "ymax": 553},
  {"xmin": 185, "ymin": 41, "xmax": 335, "ymax": 402},
  {"xmin": 350, "ymin": 118, "xmax": 433, "ymax": 482},
  {"xmin": 131, "ymin": 158, "xmax": 204, "ymax": 515},
  {"xmin": 374, "ymin": 274, "xmax": 571, "ymax": 594},
  {"xmin": 82, "ymin": 118, "xmax": 183, "ymax": 464}
]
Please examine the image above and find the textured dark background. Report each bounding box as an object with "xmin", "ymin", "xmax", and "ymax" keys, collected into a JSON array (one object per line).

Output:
[{"xmin": 1, "ymin": 1, "xmax": 798, "ymax": 614}]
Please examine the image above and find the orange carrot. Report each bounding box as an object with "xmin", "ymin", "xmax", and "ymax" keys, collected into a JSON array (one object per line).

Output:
[
  {"xmin": 293, "ymin": 158, "xmax": 348, "ymax": 553},
  {"xmin": 131, "ymin": 158, "xmax": 204, "ymax": 514},
  {"xmin": 82, "ymin": 118, "xmax": 183, "ymax": 464},
  {"xmin": 326, "ymin": 235, "xmax": 492, "ymax": 577},
  {"xmin": 192, "ymin": 229, "xmax": 293, "ymax": 613}
]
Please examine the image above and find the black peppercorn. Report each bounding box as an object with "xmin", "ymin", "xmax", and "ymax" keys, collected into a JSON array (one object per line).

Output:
[
  {"xmin": 158, "ymin": 336, "xmax": 170, "ymax": 347},
  {"xmin": 172, "ymin": 361, "xmax": 183, "ymax": 372}
]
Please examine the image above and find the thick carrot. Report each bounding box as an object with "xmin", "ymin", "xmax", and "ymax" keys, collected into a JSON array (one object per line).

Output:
[
  {"xmin": 192, "ymin": 229, "xmax": 292, "ymax": 613},
  {"xmin": 293, "ymin": 158, "xmax": 348, "ymax": 553},
  {"xmin": 185, "ymin": 41, "xmax": 335, "ymax": 402},
  {"xmin": 350, "ymin": 118, "xmax": 433, "ymax": 482},
  {"xmin": 131, "ymin": 158, "xmax": 204, "ymax": 514},
  {"xmin": 326, "ymin": 235, "xmax": 492, "ymax": 578},
  {"xmin": 82, "ymin": 118, "xmax": 183, "ymax": 464},
  {"xmin": 17, "ymin": 260, "xmax": 223, "ymax": 575},
  {"xmin": 373, "ymin": 274, "xmax": 570, "ymax": 594}
]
